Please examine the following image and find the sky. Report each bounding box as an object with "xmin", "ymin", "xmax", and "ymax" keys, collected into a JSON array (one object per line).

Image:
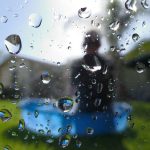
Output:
[{"xmin": 0, "ymin": 0, "xmax": 150, "ymax": 65}]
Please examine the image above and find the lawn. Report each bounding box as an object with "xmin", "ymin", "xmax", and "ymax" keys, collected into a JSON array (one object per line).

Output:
[{"xmin": 0, "ymin": 100, "xmax": 150, "ymax": 150}]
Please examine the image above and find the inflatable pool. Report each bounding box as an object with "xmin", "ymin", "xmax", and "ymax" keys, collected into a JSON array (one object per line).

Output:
[{"xmin": 19, "ymin": 99, "xmax": 132, "ymax": 137}]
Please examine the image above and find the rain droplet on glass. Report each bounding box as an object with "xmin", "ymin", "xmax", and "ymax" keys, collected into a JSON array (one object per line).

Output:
[
  {"xmin": 0, "ymin": 16, "xmax": 8, "ymax": 23},
  {"xmin": 132, "ymin": 33, "xmax": 140, "ymax": 42},
  {"xmin": 125, "ymin": 0, "xmax": 137, "ymax": 12},
  {"xmin": 136, "ymin": 62, "xmax": 145, "ymax": 73},
  {"xmin": 34, "ymin": 110, "xmax": 39, "ymax": 118},
  {"xmin": 3, "ymin": 145, "xmax": 12, "ymax": 150},
  {"xmin": 29, "ymin": 13, "xmax": 42, "ymax": 28},
  {"xmin": 59, "ymin": 134, "xmax": 71, "ymax": 148},
  {"xmin": 58, "ymin": 97, "xmax": 74, "ymax": 112},
  {"xmin": 76, "ymin": 140, "xmax": 82, "ymax": 148},
  {"xmin": 78, "ymin": 7, "xmax": 91, "ymax": 19},
  {"xmin": 4, "ymin": 34, "xmax": 22, "ymax": 55},
  {"xmin": 18, "ymin": 119, "xmax": 25, "ymax": 131},
  {"xmin": 0, "ymin": 109, "xmax": 12, "ymax": 122},
  {"xmin": 141, "ymin": 0, "xmax": 149, "ymax": 9},
  {"xmin": 86, "ymin": 127, "xmax": 94, "ymax": 135},
  {"xmin": 109, "ymin": 21, "xmax": 120, "ymax": 31},
  {"xmin": 41, "ymin": 71, "xmax": 51, "ymax": 84}
]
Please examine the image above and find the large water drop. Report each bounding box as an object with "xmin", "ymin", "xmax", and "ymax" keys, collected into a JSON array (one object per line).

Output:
[
  {"xmin": 132, "ymin": 33, "xmax": 140, "ymax": 42},
  {"xmin": 86, "ymin": 127, "xmax": 94, "ymax": 135},
  {"xmin": 59, "ymin": 134, "xmax": 71, "ymax": 148},
  {"xmin": 41, "ymin": 71, "xmax": 51, "ymax": 84},
  {"xmin": 78, "ymin": 7, "xmax": 91, "ymax": 19},
  {"xmin": 125, "ymin": 0, "xmax": 137, "ymax": 12},
  {"xmin": 4, "ymin": 34, "xmax": 22, "ymax": 54},
  {"xmin": 58, "ymin": 97, "xmax": 74, "ymax": 112},
  {"xmin": 141, "ymin": 0, "xmax": 149, "ymax": 9},
  {"xmin": 0, "ymin": 109, "xmax": 12, "ymax": 122},
  {"xmin": 29, "ymin": 13, "xmax": 42, "ymax": 28},
  {"xmin": 136, "ymin": 62, "xmax": 145, "ymax": 73}
]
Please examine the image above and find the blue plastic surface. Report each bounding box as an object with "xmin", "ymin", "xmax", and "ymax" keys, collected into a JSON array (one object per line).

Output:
[{"xmin": 19, "ymin": 99, "xmax": 132, "ymax": 137}]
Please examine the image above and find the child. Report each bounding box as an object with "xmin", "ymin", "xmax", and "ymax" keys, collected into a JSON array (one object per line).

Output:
[{"xmin": 71, "ymin": 30, "xmax": 115, "ymax": 112}]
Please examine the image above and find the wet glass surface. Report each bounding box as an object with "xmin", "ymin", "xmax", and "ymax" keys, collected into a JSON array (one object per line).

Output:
[{"xmin": 0, "ymin": 0, "xmax": 150, "ymax": 150}]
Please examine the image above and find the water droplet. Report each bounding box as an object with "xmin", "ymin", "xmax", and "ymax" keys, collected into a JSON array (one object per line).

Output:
[
  {"xmin": 92, "ymin": 115, "xmax": 98, "ymax": 121},
  {"xmin": 76, "ymin": 140, "xmax": 82, "ymax": 148},
  {"xmin": 29, "ymin": 13, "xmax": 42, "ymax": 28},
  {"xmin": 57, "ymin": 62, "xmax": 61, "ymax": 66},
  {"xmin": 9, "ymin": 65, "xmax": 16, "ymax": 71},
  {"xmin": 12, "ymin": 131, "xmax": 17, "ymax": 136},
  {"xmin": 109, "ymin": 21, "xmax": 120, "ymax": 31},
  {"xmin": 0, "ymin": 16, "xmax": 8, "ymax": 23},
  {"xmin": 58, "ymin": 97, "xmax": 74, "ymax": 112},
  {"xmin": 41, "ymin": 71, "xmax": 51, "ymax": 84},
  {"xmin": 18, "ymin": 119, "xmax": 25, "ymax": 131},
  {"xmin": 132, "ymin": 33, "xmax": 140, "ymax": 42},
  {"xmin": 141, "ymin": 0, "xmax": 149, "ymax": 9},
  {"xmin": 4, "ymin": 34, "xmax": 22, "ymax": 54},
  {"xmin": 34, "ymin": 110, "xmax": 39, "ymax": 118},
  {"xmin": 0, "ymin": 83, "xmax": 4, "ymax": 94},
  {"xmin": 136, "ymin": 62, "xmax": 145, "ymax": 73},
  {"xmin": 67, "ymin": 46, "xmax": 71, "ymax": 50},
  {"xmin": 97, "ymin": 83, "xmax": 103, "ymax": 93},
  {"xmin": 10, "ymin": 59, "xmax": 16, "ymax": 63},
  {"xmin": 130, "ymin": 122, "xmax": 135, "ymax": 128},
  {"xmin": 66, "ymin": 125, "xmax": 72, "ymax": 132},
  {"xmin": 24, "ymin": 134, "xmax": 29, "ymax": 140},
  {"xmin": 125, "ymin": 0, "xmax": 137, "ymax": 12},
  {"xmin": 0, "ymin": 109, "xmax": 12, "ymax": 122},
  {"xmin": 92, "ymin": 79, "xmax": 96, "ymax": 84},
  {"xmin": 78, "ymin": 7, "xmax": 91, "ymax": 19},
  {"xmin": 46, "ymin": 138, "xmax": 54, "ymax": 143},
  {"xmin": 94, "ymin": 98, "xmax": 101, "ymax": 107},
  {"xmin": 47, "ymin": 130, "xmax": 51, "ymax": 136},
  {"xmin": 19, "ymin": 63, "xmax": 25, "ymax": 68},
  {"xmin": 38, "ymin": 129, "xmax": 45, "ymax": 135},
  {"xmin": 127, "ymin": 114, "xmax": 132, "ymax": 121},
  {"xmin": 86, "ymin": 127, "xmax": 94, "ymax": 135},
  {"xmin": 58, "ymin": 127, "xmax": 63, "ymax": 133},
  {"xmin": 3, "ymin": 145, "xmax": 12, "ymax": 150},
  {"xmin": 142, "ymin": 21, "xmax": 146, "ymax": 27},
  {"xmin": 59, "ymin": 134, "xmax": 71, "ymax": 148}
]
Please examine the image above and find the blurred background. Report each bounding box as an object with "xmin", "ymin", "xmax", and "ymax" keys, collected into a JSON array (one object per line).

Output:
[{"xmin": 0, "ymin": 0, "xmax": 150, "ymax": 150}]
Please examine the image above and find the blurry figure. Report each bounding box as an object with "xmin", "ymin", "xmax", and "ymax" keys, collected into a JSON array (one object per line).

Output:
[{"xmin": 71, "ymin": 30, "xmax": 115, "ymax": 112}]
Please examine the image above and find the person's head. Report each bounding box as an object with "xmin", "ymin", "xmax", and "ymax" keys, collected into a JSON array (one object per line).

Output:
[{"xmin": 82, "ymin": 30, "xmax": 101, "ymax": 54}]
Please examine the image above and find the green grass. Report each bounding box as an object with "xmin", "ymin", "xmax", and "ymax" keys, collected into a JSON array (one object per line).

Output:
[{"xmin": 0, "ymin": 100, "xmax": 150, "ymax": 150}]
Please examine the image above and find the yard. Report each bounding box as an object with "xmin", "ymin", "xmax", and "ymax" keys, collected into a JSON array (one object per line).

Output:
[{"xmin": 0, "ymin": 100, "xmax": 150, "ymax": 150}]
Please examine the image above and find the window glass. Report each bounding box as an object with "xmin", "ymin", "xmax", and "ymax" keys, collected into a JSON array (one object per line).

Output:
[{"xmin": 0, "ymin": 0, "xmax": 150, "ymax": 150}]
